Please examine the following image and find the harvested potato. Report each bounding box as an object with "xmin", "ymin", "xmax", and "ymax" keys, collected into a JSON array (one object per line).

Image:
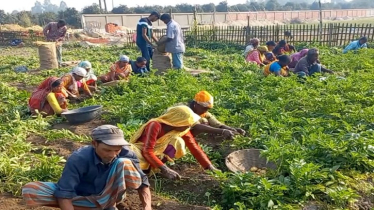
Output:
[{"xmin": 250, "ymin": 167, "xmax": 258, "ymax": 172}]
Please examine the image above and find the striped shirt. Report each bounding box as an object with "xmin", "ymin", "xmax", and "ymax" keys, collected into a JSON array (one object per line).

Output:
[{"xmin": 43, "ymin": 22, "xmax": 67, "ymax": 42}]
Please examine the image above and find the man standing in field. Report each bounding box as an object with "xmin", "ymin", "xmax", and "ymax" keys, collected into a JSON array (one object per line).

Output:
[
  {"xmin": 22, "ymin": 125, "xmax": 152, "ymax": 210},
  {"xmin": 159, "ymin": 14, "xmax": 185, "ymax": 69},
  {"xmin": 136, "ymin": 11, "xmax": 160, "ymax": 71},
  {"xmin": 43, "ymin": 19, "xmax": 67, "ymax": 67}
]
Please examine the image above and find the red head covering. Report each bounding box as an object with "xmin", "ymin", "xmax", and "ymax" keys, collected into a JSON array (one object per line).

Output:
[{"xmin": 28, "ymin": 77, "xmax": 60, "ymax": 110}]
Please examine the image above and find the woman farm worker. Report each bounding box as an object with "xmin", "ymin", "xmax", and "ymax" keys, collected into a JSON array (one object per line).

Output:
[
  {"xmin": 343, "ymin": 36, "xmax": 368, "ymax": 54},
  {"xmin": 100, "ymin": 55, "xmax": 132, "ymax": 83},
  {"xmin": 243, "ymin": 38, "xmax": 260, "ymax": 58},
  {"xmin": 246, "ymin": 46, "xmax": 268, "ymax": 66},
  {"xmin": 289, "ymin": 48, "xmax": 308, "ymax": 68},
  {"xmin": 263, "ymin": 52, "xmax": 276, "ymax": 65},
  {"xmin": 273, "ymin": 40, "xmax": 295, "ymax": 56},
  {"xmin": 266, "ymin": 41, "xmax": 276, "ymax": 52},
  {"xmin": 263, "ymin": 55, "xmax": 291, "ymax": 77},
  {"xmin": 188, "ymin": 91, "xmax": 246, "ymax": 139},
  {"xmin": 28, "ymin": 77, "xmax": 67, "ymax": 116},
  {"xmin": 78, "ymin": 61, "xmax": 97, "ymax": 91},
  {"xmin": 130, "ymin": 105, "xmax": 217, "ymax": 180},
  {"xmin": 61, "ymin": 66, "xmax": 92, "ymax": 98}
]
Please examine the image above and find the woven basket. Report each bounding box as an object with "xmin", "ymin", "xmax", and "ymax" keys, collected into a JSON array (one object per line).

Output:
[
  {"xmin": 157, "ymin": 36, "xmax": 167, "ymax": 53},
  {"xmin": 225, "ymin": 149, "xmax": 277, "ymax": 173}
]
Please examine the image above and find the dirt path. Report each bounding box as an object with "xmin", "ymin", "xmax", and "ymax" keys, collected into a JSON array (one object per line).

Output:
[{"xmin": 0, "ymin": 193, "xmax": 209, "ymax": 210}]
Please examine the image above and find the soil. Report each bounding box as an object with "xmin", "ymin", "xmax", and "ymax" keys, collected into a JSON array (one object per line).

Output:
[
  {"xmin": 8, "ymin": 82, "xmax": 36, "ymax": 93},
  {"xmin": 0, "ymin": 193, "xmax": 209, "ymax": 210},
  {"xmin": 20, "ymin": 119, "xmax": 215, "ymax": 209}
]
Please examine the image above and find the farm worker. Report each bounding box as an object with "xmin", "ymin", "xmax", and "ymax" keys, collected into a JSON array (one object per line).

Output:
[
  {"xmin": 136, "ymin": 11, "xmax": 160, "ymax": 71},
  {"xmin": 28, "ymin": 77, "xmax": 67, "ymax": 116},
  {"xmin": 187, "ymin": 91, "xmax": 246, "ymax": 139},
  {"xmin": 263, "ymin": 55, "xmax": 291, "ymax": 77},
  {"xmin": 246, "ymin": 46, "xmax": 268, "ymax": 66},
  {"xmin": 77, "ymin": 61, "xmax": 97, "ymax": 91},
  {"xmin": 131, "ymin": 57, "xmax": 148, "ymax": 75},
  {"xmin": 273, "ymin": 40, "xmax": 295, "ymax": 56},
  {"xmin": 293, "ymin": 48, "xmax": 334, "ymax": 77},
  {"xmin": 343, "ymin": 36, "xmax": 368, "ymax": 54},
  {"xmin": 288, "ymin": 48, "xmax": 309, "ymax": 68},
  {"xmin": 158, "ymin": 14, "xmax": 186, "ymax": 69},
  {"xmin": 243, "ymin": 38, "xmax": 260, "ymax": 58},
  {"xmin": 130, "ymin": 105, "xmax": 218, "ymax": 179},
  {"xmin": 43, "ymin": 19, "xmax": 67, "ymax": 67},
  {"xmin": 61, "ymin": 67, "xmax": 92, "ymax": 98},
  {"xmin": 263, "ymin": 52, "xmax": 276, "ymax": 65},
  {"xmin": 22, "ymin": 125, "xmax": 152, "ymax": 210},
  {"xmin": 266, "ymin": 41, "xmax": 276, "ymax": 52},
  {"xmin": 100, "ymin": 55, "xmax": 133, "ymax": 83}
]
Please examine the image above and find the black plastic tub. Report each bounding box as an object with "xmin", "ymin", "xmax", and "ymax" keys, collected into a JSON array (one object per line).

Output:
[{"xmin": 62, "ymin": 105, "xmax": 103, "ymax": 125}]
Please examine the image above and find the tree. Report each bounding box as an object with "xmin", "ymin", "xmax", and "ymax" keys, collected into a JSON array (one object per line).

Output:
[
  {"xmin": 0, "ymin": 10, "xmax": 7, "ymax": 24},
  {"xmin": 17, "ymin": 11, "xmax": 33, "ymax": 27},
  {"xmin": 31, "ymin": 1, "xmax": 44, "ymax": 14},
  {"xmin": 112, "ymin": 5, "xmax": 131, "ymax": 14},
  {"xmin": 38, "ymin": 12, "xmax": 57, "ymax": 26},
  {"xmin": 265, "ymin": 0, "xmax": 280, "ymax": 11},
  {"xmin": 59, "ymin": 7, "xmax": 81, "ymax": 28},
  {"xmin": 216, "ymin": 1, "xmax": 228, "ymax": 12},
  {"xmin": 82, "ymin": 4, "xmax": 101, "ymax": 14},
  {"xmin": 59, "ymin": 1, "xmax": 68, "ymax": 11},
  {"xmin": 43, "ymin": 0, "xmax": 59, "ymax": 13},
  {"xmin": 201, "ymin": 3, "xmax": 215, "ymax": 12}
]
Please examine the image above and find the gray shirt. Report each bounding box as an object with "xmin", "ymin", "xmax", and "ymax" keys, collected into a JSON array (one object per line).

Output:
[{"xmin": 165, "ymin": 20, "xmax": 185, "ymax": 54}]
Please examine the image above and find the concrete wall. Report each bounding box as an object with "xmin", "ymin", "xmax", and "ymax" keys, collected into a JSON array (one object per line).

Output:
[{"xmin": 81, "ymin": 9, "xmax": 374, "ymax": 30}]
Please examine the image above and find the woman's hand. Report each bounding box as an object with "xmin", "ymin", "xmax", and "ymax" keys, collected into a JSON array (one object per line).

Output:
[
  {"xmin": 160, "ymin": 165, "xmax": 181, "ymax": 180},
  {"xmin": 222, "ymin": 129, "xmax": 236, "ymax": 140}
]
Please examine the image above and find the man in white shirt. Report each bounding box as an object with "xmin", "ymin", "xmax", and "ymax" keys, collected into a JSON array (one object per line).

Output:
[{"xmin": 158, "ymin": 14, "xmax": 185, "ymax": 69}]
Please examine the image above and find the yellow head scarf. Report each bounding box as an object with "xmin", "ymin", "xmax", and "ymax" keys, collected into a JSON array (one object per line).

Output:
[
  {"xmin": 129, "ymin": 105, "xmax": 200, "ymax": 170},
  {"xmin": 257, "ymin": 46, "xmax": 268, "ymax": 53},
  {"xmin": 194, "ymin": 91, "xmax": 214, "ymax": 108}
]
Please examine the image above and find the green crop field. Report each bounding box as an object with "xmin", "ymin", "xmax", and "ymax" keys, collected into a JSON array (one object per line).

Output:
[{"xmin": 1, "ymin": 42, "xmax": 374, "ymax": 210}]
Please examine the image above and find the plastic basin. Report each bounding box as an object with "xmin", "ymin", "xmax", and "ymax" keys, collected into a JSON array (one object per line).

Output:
[{"xmin": 62, "ymin": 105, "xmax": 103, "ymax": 125}]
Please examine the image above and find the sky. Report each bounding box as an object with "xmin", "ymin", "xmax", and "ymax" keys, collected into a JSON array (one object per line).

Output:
[{"xmin": 0, "ymin": 0, "xmax": 247, "ymax": 13}]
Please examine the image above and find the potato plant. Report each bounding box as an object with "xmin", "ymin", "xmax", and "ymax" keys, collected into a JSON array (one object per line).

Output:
[{"xmin": 1, "ymin": 43, "xmax": 374, "ymax": 209}]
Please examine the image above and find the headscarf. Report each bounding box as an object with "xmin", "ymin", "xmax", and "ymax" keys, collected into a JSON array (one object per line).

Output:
[
  {"xmin": 129, "ymin": 105, "xmax": 200, "ymax": 169},
  {"xmin": 28, "ymin": 77, "xmax": 60, "ymax": 110},
  {"xmin": 119, "ymin": 55, "xmax": 129, "ymax": 62},
  {"xmin": 71, "ymin": 66, "xmax": 87, "ymax": 77},
  {"xmin": 250, "ymin": 38, "xmax": 260, "ymax": 46},
  {"xmin": 194, "ymin": 91, "xmax": 214, "ymax": 108},
  {"xmin": 291, "ymin": 49, "xmax": 309, "ymax": 62},
  {"xmin": 257, "ymin": 46, "xmax": 268, "ymax": 53},
  {"xmin": 78, "ymin": 61, "xmax": 92, "ymax": 69}
]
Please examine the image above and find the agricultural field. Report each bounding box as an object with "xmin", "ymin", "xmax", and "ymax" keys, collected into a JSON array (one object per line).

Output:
[{"xmin": 1, "ymin": 42, "xmax": 374, "ymax": 210}]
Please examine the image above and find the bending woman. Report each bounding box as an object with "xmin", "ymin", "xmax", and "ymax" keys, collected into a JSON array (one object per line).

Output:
[
  {"xmin": 28, "ymin": 77, "xmax": 67, "ymax": 116},
  {"xmin": 188, "ymin": 91, "xmax": 246, "ymax": 139},
  {"xmin": 61, "ymin": 66, "xmax": 92, "ymax": 98},
  {"xmin": 78, "ymin": 61, "xmax": 97, "ymax": 91},
  {"xmin": 130, "ymin": 105, "xmax": 216, "ymax": 180},
  {"xmin": 246, "ymin": 46, "xmax": 268, "ymax": 66},
  {"xmin": 100, "ymin": 55, "xmax": 133, "ymax": 83}
]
